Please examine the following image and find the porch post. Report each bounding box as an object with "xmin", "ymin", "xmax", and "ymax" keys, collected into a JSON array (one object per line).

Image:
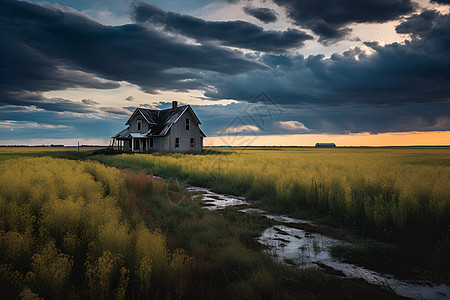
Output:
[{"xmin": 131, "ymin": 137, "xmax": 134, "ymax": 152}]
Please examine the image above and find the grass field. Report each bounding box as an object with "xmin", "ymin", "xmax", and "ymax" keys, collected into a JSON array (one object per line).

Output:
[
  {"xmin": 0, "ymin": 146, "xmax": 102, "ymax": 159},
  {"xmin": 91, "ymin": 147, "xmax": 450, "ymax": 247},
  {"xmin": 0, "ymin": 148, "xmax": 401, "ymax": 299},
  {"xmin": 0, "ymin": 156, "xmax": 195, "ymax": 299}
]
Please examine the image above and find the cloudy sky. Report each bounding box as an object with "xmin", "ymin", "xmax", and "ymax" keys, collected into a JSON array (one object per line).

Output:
[{"xmin": 0, "ymin": 0, "xmax": 449, "ymax": 146}]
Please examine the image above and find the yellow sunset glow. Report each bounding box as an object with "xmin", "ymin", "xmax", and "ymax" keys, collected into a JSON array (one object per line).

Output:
[{"xmin": 205, "ymin": 131, "xmax": 450, "ymax": 146}]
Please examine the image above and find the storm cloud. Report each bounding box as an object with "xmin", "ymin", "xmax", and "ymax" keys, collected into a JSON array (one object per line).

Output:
[
  {"xmin": 0, "ymin": 105, "xmax": 126, "ymax": 141},
  {"xmin": 203, "ymin": 10, "xmax": 450, "ymax": 132},
  {"xmin": 206, "ymin": 10, "xmax": 450, "ymax": 104},
  {"xmin": 131, "ymin": 2, "xmax": 312, "ymax": 53},
  {"xmin": 1, "ymin": 0, "xmax": 449, "ymax": 140},
  {"xmin": 243, "ymin": 6, "xmax": 278, "ymax": 23},
  {"xmin": 430, "ymin": 0, "xmax": 450, "ymax": 4},
  {"xmin": 0, "ymin": 0, "xmax": 267, "ymax": 113},
  {"xmin": 190, "ymin": 100, "xmax": 450, "ymax": 135},
  {"xmin": 273, "ymin": 0, "xmax": 416, "ymax": 44}
]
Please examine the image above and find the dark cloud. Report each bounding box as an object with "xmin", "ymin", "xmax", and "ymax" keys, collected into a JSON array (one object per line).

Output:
[
  {"xmin": 0, "ymin": 0, "xmax": 266, "ymax": 113},
  {"xmin": 430, "ymin": 0, "xmax": 450, "ymax": 4},
  {"xmin": 131, "ymin": 2, "xmax": 312, "ymax": 53},
  {"xmin": 0, "ymin": 105, "xmax": 126, "ymax": 140},
  {"xmin": 396, "ymin": 9, "xmax": 442, "ymax": 37},
  {"xmin": 124, "ymin": 96, "xmax": 135, "ymax": 101},
  {"xmin": 273, "ymin": 0, "xmax": 416, "ymax": 44},
  {"xmin": 0, "ymin": 91, "xmax": 98, "ymax": 114},
  {"xmin": 1, "ymin": 0, "xmax": 449, "ymax": 138},
  {"xmin": 207, "ymin": 10, "xmax": 450, "ymax": 105},
  {"xmin": 191, "ymin": 101, "xmax": 450, "ymax": 136},
  {"xmin": 243, "ymin": 6, "xmax": 278, "ymax": 23},
  {"xmin": 0, "ymin": 2, "xmax": 120, "ymax": 95},
  {"xmin": 203, "ymin": 10, "xmax": 450, "ymax": 132}
]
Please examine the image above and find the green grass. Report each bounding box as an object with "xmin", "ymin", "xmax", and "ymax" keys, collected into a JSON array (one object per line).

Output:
[
  {"xmin": 88, "ymin": 147, "xmax": 450, "ymax": 246},
  {"xmin": 87, "ymin": 147, "xmax": 450, "ymax": 283},
  {"xmin": 0, "ymin": 148, "xmax": 404, "ymax": 299},
  {"xmin": 0, "ymin": 147, "xmax": 100, "ymax": 161}
]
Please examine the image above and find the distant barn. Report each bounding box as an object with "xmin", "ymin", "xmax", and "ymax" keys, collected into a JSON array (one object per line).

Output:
[{"xmin": 315, "ymin": 143, "xmax": 336, "ymax": 148}]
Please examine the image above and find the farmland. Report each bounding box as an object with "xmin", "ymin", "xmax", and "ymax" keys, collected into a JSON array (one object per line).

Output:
[
  {"xmin": 0, "ymin": 156, "xmax": 194, "ymax": 299},
  {"xmin": 92, "ymin": 147, "xmax": 450, "ymax": 246},
  {"xmin": 0, "ymin": 146, "xmax": 448, "ymax": 298}
]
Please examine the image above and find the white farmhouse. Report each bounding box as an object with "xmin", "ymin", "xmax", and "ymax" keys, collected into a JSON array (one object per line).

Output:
[{"xmin": 112, "ymin": 101, "xmax": 206, "ymax": 153}]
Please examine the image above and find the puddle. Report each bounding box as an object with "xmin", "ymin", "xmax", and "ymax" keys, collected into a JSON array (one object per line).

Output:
[
  {"xmin": 239, "ymin": 208, "xmax": 314, "ymax": 225},
  {"xmin": 259, "ymin": 225, "xmax": 449, "ymax": 299},
  {"xmin": 186, "ymin": 186, "xmax": 248, "ymax": 210},
  {"xmin": 187, "ymin": 184, "xmax": 450, "ymax": 299},
  {"xmin": 258, "ymin": 225, "xmax": 344, "ymax": 268}
]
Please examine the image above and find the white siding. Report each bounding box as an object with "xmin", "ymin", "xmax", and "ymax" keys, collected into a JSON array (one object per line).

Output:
[
  {"xmin": 124, "ymin": 107, "xmax": 204, "ymax": 153},
  {"xmin": 128, "ymin": 112, "xmax": 149, "ymax": 134},
  {"xmin": 167, "ymin": 109, "xmax": 204, "ymax": 152}
]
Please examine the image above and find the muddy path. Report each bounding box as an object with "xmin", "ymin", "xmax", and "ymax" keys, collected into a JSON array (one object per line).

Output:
[{"xmin": 187, "ymin": 186, "xmax": 450, "ymax": 299}]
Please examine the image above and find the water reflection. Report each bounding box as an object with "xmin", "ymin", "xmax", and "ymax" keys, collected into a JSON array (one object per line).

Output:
[{"xmin": 187, "ymin": 185, "xmax": 450, "ymax": 299}]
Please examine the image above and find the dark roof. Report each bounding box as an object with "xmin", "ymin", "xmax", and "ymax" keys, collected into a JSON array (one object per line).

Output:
[
  {"xmin": 113, "ymin": 105, "xmax": 205, "ymax": 138},
  {"xmin": 315, "ymin": 143, "xmax": 336, "ymax": 147},
  {"xmin": 112, "ymin": 127, "xmax": 129, "ymax": 138}
]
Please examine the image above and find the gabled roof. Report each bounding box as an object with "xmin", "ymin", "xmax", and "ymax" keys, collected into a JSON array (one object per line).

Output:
[
  {"xmin": 112, "ymin": 127, "xmax": 129, "ymax": 138},
  {"xmin": 115, "ymin": 105, "xmax": 205, "ymax": 138}
]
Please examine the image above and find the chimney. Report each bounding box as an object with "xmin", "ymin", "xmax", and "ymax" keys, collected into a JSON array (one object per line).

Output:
[{"xmin": 172, "ymin": 101, "xmax": 178, "ymax": 110}]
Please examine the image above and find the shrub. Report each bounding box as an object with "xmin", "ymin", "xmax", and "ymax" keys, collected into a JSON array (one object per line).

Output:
[{"xmin": 0, "ymin": 157, "xmax": 193, "ymax": 299}]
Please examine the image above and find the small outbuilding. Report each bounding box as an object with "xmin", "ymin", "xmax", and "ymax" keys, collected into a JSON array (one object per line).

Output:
[{"xmin": 315, "ymin": 143, "xmax": 336, "ymax": 148}]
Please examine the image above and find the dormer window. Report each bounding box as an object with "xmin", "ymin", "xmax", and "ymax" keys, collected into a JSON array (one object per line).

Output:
[
  {"xmin": 185, "ymin": 119, "xmax": 190, "ymax": 130},
  {"xmin": 137, "ymin": 120, "xmax": 142, "ymax": 131}
]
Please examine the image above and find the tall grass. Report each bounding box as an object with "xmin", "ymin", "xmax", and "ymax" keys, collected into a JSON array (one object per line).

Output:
[
  {"xmin": 0, "ymin": 147, "xmax": 99, "ymax": 161},
  {"xmin": 0, "ymin": 157, "xmax": 192, "ymax": 299},
  {"xmin": 92, "ymin": 147, "xmax": 450, "ymax": 245},
  {"xmin": 0, "ymin": 153, "xmax": 403, "ymax": 299}
]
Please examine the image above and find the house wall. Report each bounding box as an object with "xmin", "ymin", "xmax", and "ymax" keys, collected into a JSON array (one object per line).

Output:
[
  {"xmin": 128, "ymin": 112, "xmax": 149, "ymax": 134},
  {"xmin": 123, "ymin": 107, "xmax": 204, "ymax": 153},
  {"xmin": 128, "ymin": 111, "xmax": 162, "ymax": 152},
  {"xmin": 148, "ymin": 137, "xmax": 165, "ymax": 152},
  {"xmin": 167, "ymin": 109, "xmax": 203, "ymax": 152}
]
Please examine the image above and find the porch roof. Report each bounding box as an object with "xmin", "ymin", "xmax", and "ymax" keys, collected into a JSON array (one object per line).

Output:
[{"xmin": 130, "ymin": 133, "xmax": 148, "ymax": 138}]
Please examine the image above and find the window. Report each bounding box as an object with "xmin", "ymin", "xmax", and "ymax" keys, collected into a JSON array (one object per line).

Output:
[
  {"xmin": 175, "ymin": 138, "xmax": 180, "ymax": 149},
  {"xmin": 134, "ymin": 139, "xmax": 140, "ymax": 150},
  {"xmin": 149, "ymin": 138, "xmax": 154, "ymax": 148},
  {"xmin": 185, "ymin": 119, "xmax": 190, "ymax": 130},
  {"xmin": 190, "ymin": 138, "xmax": 195, "ymax": 149},
  {"xmin": 137, "ymin": 120, "xmax": 142, "ymax": 131}
]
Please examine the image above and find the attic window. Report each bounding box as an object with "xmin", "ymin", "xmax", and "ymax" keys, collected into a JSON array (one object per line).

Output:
[
  {"xmin": 185, "ymin": 119, "xmax": 190, "ymax": 130},
  {"xmin": 137, "ymin": 120, "xmax": 142, "ymax": 131}
]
